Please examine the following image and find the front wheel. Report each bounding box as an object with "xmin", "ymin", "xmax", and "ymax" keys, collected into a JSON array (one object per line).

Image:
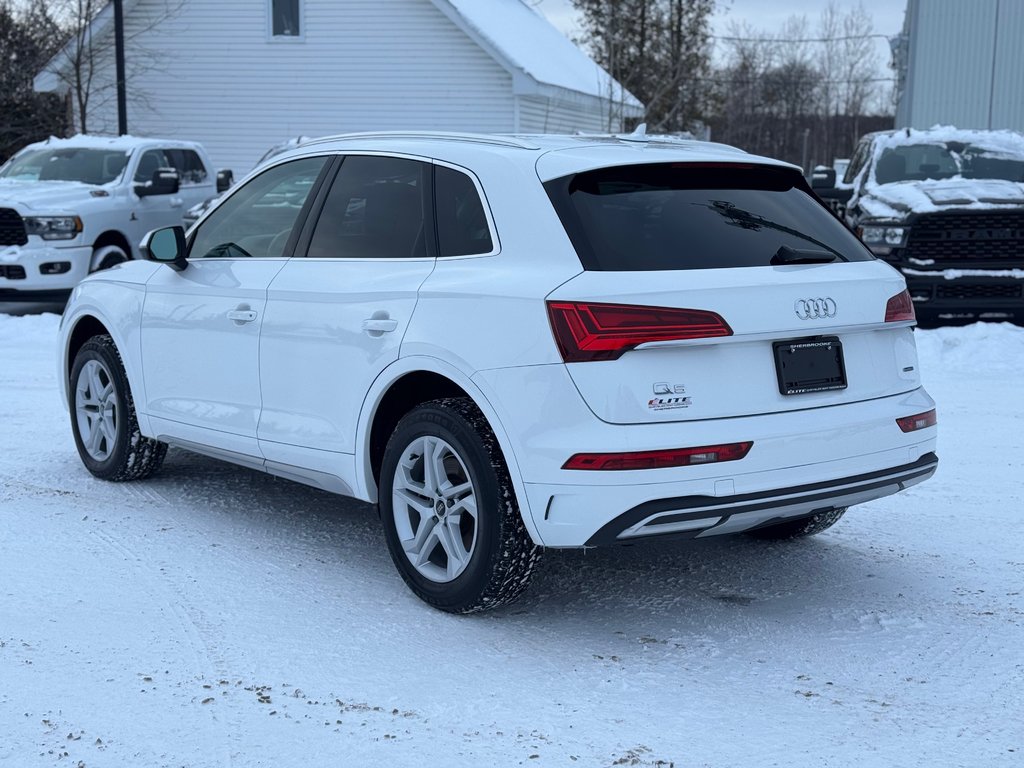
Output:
[
  {"xmin": 90, "ymin": 245, "xmax": 128, "ymax": 272},
  {"xmin": 69, "ymin": 335, "xmax": 167, "ymax": 481},
  {"xmin": 379, "ymin": 398, "xmax": 541, "ymax": 613}
]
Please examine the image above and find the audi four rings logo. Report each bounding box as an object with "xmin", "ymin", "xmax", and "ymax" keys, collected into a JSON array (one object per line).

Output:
[{"xmin": 794, "ymin": 297, "xmax": 837, "ymax": 319}]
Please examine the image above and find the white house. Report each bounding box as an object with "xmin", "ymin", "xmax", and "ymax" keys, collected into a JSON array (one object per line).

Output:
[{"xmin": 34, "ymin": 0, "xmax": 644, "ymax": 174}]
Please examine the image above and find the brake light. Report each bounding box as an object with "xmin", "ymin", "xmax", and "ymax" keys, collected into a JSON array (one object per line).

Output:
[
  {"xmin": 546, "ymin": 301, "xmax": 732, "ymax": 363},
  {"xmin": 885, "ymin": 289, "xmax": 916, "ymax": 323},
  {"xmin": 896, "ymin": 409, "xmax": 937, "ymax": 433},
  {"xmin": 563, "ymin": 442, "xmax": 753, "ymax": 471}
]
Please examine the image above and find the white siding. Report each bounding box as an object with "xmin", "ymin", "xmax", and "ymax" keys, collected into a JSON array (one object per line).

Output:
[
  {"xmin": 900, "ymin": 0, "xmax": 1024, "ymax": 131},
  {"xmin": 517, "ymin": 93, "xmax": 626, "ymax": 134},
  {"xmin": 86, "ymin": 0, "xmax": 516, "ymax": 172}
]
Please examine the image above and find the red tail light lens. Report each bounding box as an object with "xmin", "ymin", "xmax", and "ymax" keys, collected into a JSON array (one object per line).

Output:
[
  {"xmin": 896, "ymin": 409, "xmax": 937, "ymax": 433},
  {"xmin": 885, "ymin": 289, "xmax": 916, "ymax": 323},
  {"xmin": 546, "ymin": 301, "xmax": 732, "ymax": 363},
  {"xmin": 563, "ymin": 441, "xmax": 753, "ymax": 471}
]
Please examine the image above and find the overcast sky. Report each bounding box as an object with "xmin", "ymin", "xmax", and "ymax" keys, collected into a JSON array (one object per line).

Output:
[{"xmin": 533, "ymin": 0, "xmax": 907, "ymax": 79}]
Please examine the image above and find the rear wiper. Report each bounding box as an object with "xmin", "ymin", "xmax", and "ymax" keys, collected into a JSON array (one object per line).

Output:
[{"xmin": 771, "ymin": 245, "xmax": 838, "ymax": 265}]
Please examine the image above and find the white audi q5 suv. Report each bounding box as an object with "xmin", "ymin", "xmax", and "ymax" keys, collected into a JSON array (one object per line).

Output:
[{"xmin": 57, "ymin": 132, "xmax": 938, "ymax": 612}]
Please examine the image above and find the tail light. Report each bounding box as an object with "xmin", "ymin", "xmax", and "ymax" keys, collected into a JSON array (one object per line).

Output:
[
  {"xmin": 884, "ymin": 289, "xmax": 916, "ymax": 323},
  {"xmin": 563, "ymin": 441, "xmax": 753, "ymax": 471},
  {"xmin": 896, "ymin": 409, "xmax": 936, "ymax": 433},
  {"xmin": 546, "ymin": 301, "xmax": 732, "ymax": 363}
]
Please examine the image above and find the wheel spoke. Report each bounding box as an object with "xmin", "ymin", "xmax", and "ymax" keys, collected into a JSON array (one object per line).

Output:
[
  {"xmin": 436, "ymin": 521, "xmax": 468, "ymax": 580},
  {"xmin": 85, "ymin": 418, "xmax": 104, "ymax": 454},
  {"xmin": 88, "ymin": 364, "xmax": 105, "ymax": 401},
  {"xmin": 395, "ymin": 486, "xmax": 434, "ymax": 515},
  {"xmin": 450, "ymin": 493, "xmax": 477, "ymax": 520},
  {"xmin": 410, "ymin": 524, "xmax": 441, "ymax": 568}
]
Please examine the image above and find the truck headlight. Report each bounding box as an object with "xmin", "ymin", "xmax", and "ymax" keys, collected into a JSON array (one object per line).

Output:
[
  {"xmin": 24, "ymin": 215, "xmax": 83, "ymax": 241},
  {"xmin": 859, "ymin": 224, "xmax": 907, "ymax": 247}
]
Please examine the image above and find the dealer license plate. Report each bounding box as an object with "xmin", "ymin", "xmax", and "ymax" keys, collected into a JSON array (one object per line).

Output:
[{"xmin": 773, "ymin": 337, "xmax": 847, "ymax": 395}]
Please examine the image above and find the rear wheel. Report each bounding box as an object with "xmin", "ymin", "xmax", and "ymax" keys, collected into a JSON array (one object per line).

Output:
[
  {"xmin": 70, "ymin": 335, "xmax": 167, "ymax": 481},
  {"xmin": 746, "ymin": 508, "xmax": 846, "ymax": 540},
  {"xmin": 379, "ymin": 398, "xmax": 541, "ymax": 613}
]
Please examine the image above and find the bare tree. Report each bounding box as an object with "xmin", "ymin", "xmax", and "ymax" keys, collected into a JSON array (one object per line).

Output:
[
  {"xmin": 573, "ymin": 0, "xmax": 716, "ymax": 133},
  {"xmin": 41, "ymin": 0, "xmax": 183, "ymax": 134},
  {"xmin": 0, "ymin": 0, "xmax": 67, "ymax": 159}
]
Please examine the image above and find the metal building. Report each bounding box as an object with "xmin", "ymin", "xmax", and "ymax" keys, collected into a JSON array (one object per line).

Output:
[{"xmin": 894, "ymin": 0, "xmax": 1024, "ymax": 131}]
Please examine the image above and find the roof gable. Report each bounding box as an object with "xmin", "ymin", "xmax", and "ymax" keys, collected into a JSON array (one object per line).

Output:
[
  {"xmin": 430, "ymin": 0, "xmax": 641, "ymax": 108},
  {"xmin": 35, "ymin": 0, "xmax": 642, "ymax": 111}
]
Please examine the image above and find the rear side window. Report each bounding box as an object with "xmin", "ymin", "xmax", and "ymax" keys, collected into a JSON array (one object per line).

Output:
[
  {"xmin": 435, "ymin": 165, "xmax": 493, "ymax": 256},
  {"xmin": 307, "ymin": 155, "xmax": 429, "ymax": 259},
  {"xmin": 545, "ymin": 163, "xmax": 873, "ymax": 271}
]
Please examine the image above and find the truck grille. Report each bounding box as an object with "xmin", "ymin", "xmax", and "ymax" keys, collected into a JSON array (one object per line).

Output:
[
  {"xmin": 934, "ymin": 283, "xmax": 1023, "ymax": 300},
  {"xmin": 904, "ymin": 211, "xmax": 1024, "ymax": 262},
  {"xmin": 0, "ymin": 265, "xmax": 27, "ymax": 280},
  {"xmin": 0, "ymin": 208, "xmax": 28, "ymax": 247}
]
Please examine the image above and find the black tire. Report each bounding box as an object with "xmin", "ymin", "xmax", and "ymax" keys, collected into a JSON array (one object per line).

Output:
[
  {"xmin": 69, "ymin": 335, "xmax": 167, "ymax": 481},
  {"xmin": 91, "ymin": 245, "xmax": 128, "ymax": 272},
  {"xmin": 379, "ymin": 397, "xmax": 541, "ymax": 613},
  {"xmin": 746, "ymin": 507, "xmax": 846, "ymax": 540}
]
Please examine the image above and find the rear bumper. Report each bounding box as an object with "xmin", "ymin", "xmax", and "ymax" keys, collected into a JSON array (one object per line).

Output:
[
  {"xmin": 583, "ymin": 452, "xmax": 937, "ymax": 545},
  {"xmin": 475, "ymin": 364, "xmax": 937, "ymax": 547}
]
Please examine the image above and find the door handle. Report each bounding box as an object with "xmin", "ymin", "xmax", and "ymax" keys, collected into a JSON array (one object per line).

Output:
[
  {"xmin": 361, "ymin": 317, "xmax": 398, "ymax": 334},
  {"xmin": 227, "ymin": 309, "xmax": 258, "ymax": 324}
]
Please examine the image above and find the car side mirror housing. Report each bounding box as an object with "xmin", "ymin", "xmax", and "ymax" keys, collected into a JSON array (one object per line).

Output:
[
  {"xmin": 810, "ymin": 166, "xmax": 837, "ymax": 190},
  {"xmin": 136, "ymin": 168, "xmax": 180, "ymax": 197},
  {"xmin": 141, "ymin": 225, "xmax": 188, "ymax": 271},
  {"xmin": 216, "ymin": 168, "xmax": 234, "ymax": 194}
]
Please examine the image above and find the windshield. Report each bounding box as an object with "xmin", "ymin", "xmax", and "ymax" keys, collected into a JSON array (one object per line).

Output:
[
  {"xmin": 874, "ymin": 142, "xmax": 1024, "ymax": 184},
  {"xmin": 0, "ymin": 148, "xmax": 130, "ymax": 185}
]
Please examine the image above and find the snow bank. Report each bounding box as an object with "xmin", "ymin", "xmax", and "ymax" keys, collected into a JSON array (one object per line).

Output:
[{"xmin": 915, "ymin": 321, "xmax": 1024, "ymax": 374}]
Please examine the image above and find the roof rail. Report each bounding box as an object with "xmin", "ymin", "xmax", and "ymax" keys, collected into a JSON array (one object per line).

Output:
[{"xmin": 299, "ymin": 131, "xmax": 541, "ymax": 150}]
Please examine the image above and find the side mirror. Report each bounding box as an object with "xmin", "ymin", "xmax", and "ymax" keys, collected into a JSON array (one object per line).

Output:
[
  {"xmin": 810, "ymin": 166, "xmax": 837, "ymax": 190},
  {"xmin": 141, "ymin": 225, "xmax": 188, "ymax": 271},
  {"xmin": 216, "ymin": 168, "xmax": 234, "ymax": 194},
  {"xmin": 136, "ymin": 168, "xmax": 180, "ymax": 197}
]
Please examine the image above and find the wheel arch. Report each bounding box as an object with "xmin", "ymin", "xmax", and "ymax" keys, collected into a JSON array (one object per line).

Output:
[
  {"xmin": 90, "ymin": 230, "xmax": 134, "ymax": 270},
  {"xmin": 356, "ymin": 357, "xmax": 542, "ymax": 545}
]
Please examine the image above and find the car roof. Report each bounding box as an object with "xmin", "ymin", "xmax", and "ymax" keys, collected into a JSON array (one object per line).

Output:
[
  {"xmin": 272, "ymin": 131, "xmax": 798, "ymax": 181},
  {"xmin": 20, "ymin": 133, "xmax": 203, "ymax": 154}
]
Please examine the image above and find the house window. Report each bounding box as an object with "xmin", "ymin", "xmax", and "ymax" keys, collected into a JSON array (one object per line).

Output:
[{"xmin": 272, "ymin": 0, "xmax": 300, "ymax": 37}]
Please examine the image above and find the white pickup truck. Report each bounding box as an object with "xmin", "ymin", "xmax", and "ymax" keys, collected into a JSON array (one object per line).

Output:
[{"xmin": 0, "ymin": 134, "xmax": 229, "ymax": 303}]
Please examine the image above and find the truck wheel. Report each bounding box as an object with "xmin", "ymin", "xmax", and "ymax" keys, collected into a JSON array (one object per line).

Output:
[
  {"xmin": 379, "ymin": 398, "xmax": 541, "ymax": 613},
  {"xmin": 91, "ymin": 245, "xmax": 128, "ymax": 272},
  {"xmin": 746, "ymin": 508, "xmax": 846, "ymax": 540},
  {"xmin": 70, "ymin": 335, "xmax": 167, "ymax": 481}
]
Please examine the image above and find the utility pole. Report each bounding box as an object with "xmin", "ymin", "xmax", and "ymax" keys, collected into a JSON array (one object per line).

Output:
[{"xmin": 114, "ymin": 0, "xmax": 127, "ymax": 135}]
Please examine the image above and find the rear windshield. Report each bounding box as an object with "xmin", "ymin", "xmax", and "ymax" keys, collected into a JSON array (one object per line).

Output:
[{"xmin": 545, "ymin": 163, "xmax": 873, "ymax": 271}]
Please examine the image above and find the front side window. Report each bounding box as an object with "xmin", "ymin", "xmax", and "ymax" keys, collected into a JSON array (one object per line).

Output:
[
  {"xmin": 307, "ymin": 155, "xmax": 430, "ymax": 259},
  {"xmin": 271, "ymin": 0, "xmax": 300, "ymax": 37},
  {"xmin": 435, "ymin": 165, "xmax": 493, "ymax": 256},
  {"xmin": 189, "ymin": 156, "xmax": 327, "ymax": 259},
  {"xmin": 546, "ymin": 163, "xmax": 873, "ymax": 271},
  {"xmin": 134, "ymin": 150, "xmax": 170, "ymax": 183}
]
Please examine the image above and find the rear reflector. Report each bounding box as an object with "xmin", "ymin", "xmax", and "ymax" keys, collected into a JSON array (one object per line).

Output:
[
  {"xmin": 563, "ymin": 441, "xmax": 753, "ymax": 471},
  {"xmin": 896, "ymin": 409, "xmax": 937, "ymax": 433},
  {"xmin": 885, "ymin": 289, "xmax": 916, "ymax": 323},
  {"xmin": 547, "ymin": 301, "xmax": 732, "ymax": 363}
]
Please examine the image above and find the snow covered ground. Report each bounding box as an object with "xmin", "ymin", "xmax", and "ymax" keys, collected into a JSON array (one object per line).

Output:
[{"xmin": 1, "ymin": 310, "xmax": 1021, "ymax": 767}]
